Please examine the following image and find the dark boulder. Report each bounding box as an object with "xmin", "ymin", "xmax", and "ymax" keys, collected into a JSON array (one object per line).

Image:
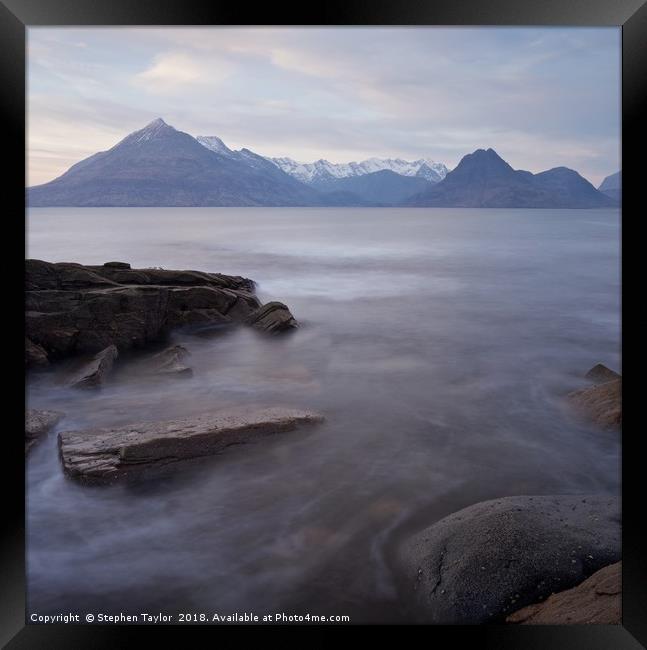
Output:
[
  {"xmin": 68, "ymin": 345, "xmax": 118, "ymax": 389},
  {"xmin": 396, "ymin": 495, "xmax": 620, "ymax": 624},
  {"xmin": 246, "ymin": 301, "xmax": 298, "ymax": 334},
  {"xmin": 584, "ymin": 363, "xmax": 620, "ymax": 383},
  {"xmin": 103, "ymin": 261, "xmax": 131, "ymax": 269}
]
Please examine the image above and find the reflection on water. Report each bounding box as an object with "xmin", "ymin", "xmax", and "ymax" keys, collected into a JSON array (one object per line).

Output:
[{"xmin": 26, "ymin": 207, "xmax": 620, "ymax": 622}]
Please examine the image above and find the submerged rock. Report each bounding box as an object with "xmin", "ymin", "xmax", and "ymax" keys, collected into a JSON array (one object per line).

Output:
[
  {"xmin": 145, "ymin": 344, "xmax": 192, "ymax": 377},
  {"xmin": 26, "ymin": 409, "xmax": 64, "ymax": 454},
  {"xmin": 506, "ymin": 561, "xmax": 621, "ymax": 624},
  {"xmin": 26, "ymin": 260, "xmax": 262, "ymax": 359},
  {"xmin": 58, "ymin": 406, "xmax": 324, "ymax": 483},
  {"xmin": 568, "ymin": 378, "xmax": 621, "ymax": 430},
  {"xmin": 396, "ymin": 495, "xmax": 620, "ymax": 624},
  {"xmin": 68, "ymin": 345, "xmax": 118, "ymax": 389},
  {"xmin": 246, "ymin": 302, "xmax": 298, "ymax": 334},
  {"xmin": 584, "ymin": 363, "xmax": 620, "ymax": 383}
]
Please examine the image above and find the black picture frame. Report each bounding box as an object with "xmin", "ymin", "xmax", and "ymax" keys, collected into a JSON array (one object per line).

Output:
[{"xmin": 3, "ymin": 0, "xmax": 645, "ymax": 647}]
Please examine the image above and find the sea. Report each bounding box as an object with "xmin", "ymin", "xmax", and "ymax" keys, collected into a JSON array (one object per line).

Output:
[{"xmin": 26, "ymin": 207, "xmax": 621, "ymax": 623}]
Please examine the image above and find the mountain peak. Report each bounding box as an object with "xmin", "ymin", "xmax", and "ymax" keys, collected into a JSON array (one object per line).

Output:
[
  {"xmin": 196, "ymin": 135, "xmax": 233, "ymax": 156},
  {"xmin": 454, "ymin": 147, "xmax": 513, "ymax": 176},
  {"xmin": 119, "ymin": 117, "xmax": 177, "ymax": 145}
]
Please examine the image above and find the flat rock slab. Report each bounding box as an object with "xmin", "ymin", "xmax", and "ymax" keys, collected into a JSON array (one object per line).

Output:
[
  {"xmin": 26, "ymin": 409, "xmax": 65, "ymax": 454},
  {"xmin": 568, "ymin": 379, "xmax": 621, "ymax": 430},
  {"xmin": 396, "ymin": 495, "xmax": 620, "ymax": 624},
  {"xmin": 58, "ymin": 407, "xmax": 324, "ymax": 483},
  {"xmin": 507, "ymin": 561, "xmax": 621, "ymax": 624}
]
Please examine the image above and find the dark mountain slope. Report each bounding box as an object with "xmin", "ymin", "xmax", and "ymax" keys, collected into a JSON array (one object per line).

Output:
[
  {"xmin": 28, "ymin": 119, "xmax": 321, "ymax": 207},
  {"xmin": 407, "ymin": 148, "xmax": 616, "ymax": 208}
]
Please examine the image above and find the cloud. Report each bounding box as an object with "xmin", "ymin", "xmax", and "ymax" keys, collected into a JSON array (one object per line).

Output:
[{"xmin": 134, "ymin": 51, "xmax": 233, "ymax": 93}]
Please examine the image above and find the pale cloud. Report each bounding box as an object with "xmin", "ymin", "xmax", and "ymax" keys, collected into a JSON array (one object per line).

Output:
[{"xmin": 135, "ymin": 51, "xmax": 233, "ymax": 93}]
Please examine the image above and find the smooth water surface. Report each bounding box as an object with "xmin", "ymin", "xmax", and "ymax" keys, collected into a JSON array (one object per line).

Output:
[{"xmin": 26, "ymin": 207, "xmax": 621, "ymax": 622}]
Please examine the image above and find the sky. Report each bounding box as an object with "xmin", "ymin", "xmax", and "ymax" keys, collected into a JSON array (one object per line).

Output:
[{"xmin": 27, "ymin": 27, "xmax": 620, "ymax": 187}]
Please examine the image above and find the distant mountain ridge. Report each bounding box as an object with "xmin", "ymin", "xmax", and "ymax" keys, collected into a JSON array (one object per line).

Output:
[
  {"xmin": 28, "ymin": 119, "xmax": 617, "ymax": 208},
  {"xmin": 598, "ymin": 171, "xmax": 621, "ymax": 203},
  {"xmin": 407, "ymin": 148, "xmax": 616, "ymax": 208},
  {"xmin": 269, "ymin": 157, "xmax": 449, "ymax": 185}
]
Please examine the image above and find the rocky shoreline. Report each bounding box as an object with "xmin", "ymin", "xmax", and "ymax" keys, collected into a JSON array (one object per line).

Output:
[
  {"xmin": 25, "ymin": 260, "xmax": 621, "ymax": 624},
  {"xmin": 26, "ymin": 259, "xmax": 298, "ymax": 368}
]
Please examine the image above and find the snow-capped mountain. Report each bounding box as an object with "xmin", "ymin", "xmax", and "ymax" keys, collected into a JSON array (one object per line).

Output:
[
  {"xmin": 28, "ymin": 119, "xmax": 321, "ymax": 207},
  {"xmin": 195, "ymin": 135, "xmax": 233, "ymax": 156},
  {"xmin": 268, "ymin": 157, "xmax": 449, "ymax": 185}
]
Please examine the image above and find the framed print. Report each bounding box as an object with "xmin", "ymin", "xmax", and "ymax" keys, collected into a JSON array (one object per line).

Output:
[{"xmin": 2, "ymin": 0, "xmax": 645, "ymax": 647}]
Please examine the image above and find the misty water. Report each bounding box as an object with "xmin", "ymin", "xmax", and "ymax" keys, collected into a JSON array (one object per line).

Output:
[{"xmin": 26, "ymin": 207, "xmax": 620, "ymax": 623}]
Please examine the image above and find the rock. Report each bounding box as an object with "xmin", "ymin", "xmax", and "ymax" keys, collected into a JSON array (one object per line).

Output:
[
  {"xmin": 26, "ymin": 260, "xmax": 263, "ymax": 359},
  {"xmin": 103, "ymin": 261, "xmax": 131, "ymax": 269},
  {"xmin": 26, "ymin": 337, "xmax": 49, "ymax": 367},
  {"xmin": 568, "ymin": 379, "xmax": 621, "ymax": 430},
  {"xmin": 145, "ymin": 344, "xmax": 192, "ymax": 377},
  {"xmin": 396, "ymin": 495, "xmax": 620, "ymax": 624},
  {"xmin": 68, "ymin": 345, "xmax": 118, "ymax": 389},
  {"xmin": 585, "ymin": 363, "xmax": 620, "ymax": 383},
  {"xmin": 58, "ymin": 406, "xmax": 324, "ymax": 483},
  {"xmin": 26, "ymin": 409, "xmax": 64, "ymax": 453},
  {"xmin": 507, "ymin": 561, "xmax": 621, "ymax": 624},
  {"xmin": 246, "ymin": 302, "xmax": 298, "ymax": 334}
]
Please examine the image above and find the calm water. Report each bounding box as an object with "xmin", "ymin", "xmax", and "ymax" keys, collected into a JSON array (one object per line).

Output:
[{"xmin": 26, "ymin": 207, "xmax": 621, "ymax": 623}]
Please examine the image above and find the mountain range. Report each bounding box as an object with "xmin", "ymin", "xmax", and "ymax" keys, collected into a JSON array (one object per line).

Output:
[
  {"xmin": 598, "ymin": 171, "xmax": 621, "ymax": 203},
  {"xmin": 270, "ymin": 157, "xmax": 448, "ymax": 184},
  {"xmin": 407, "ymin": 148, "xmax": 617, "ymax": 208},
  {"xmin": 28, "ymin": 119, "xmax": 618, "ymax": 209}
]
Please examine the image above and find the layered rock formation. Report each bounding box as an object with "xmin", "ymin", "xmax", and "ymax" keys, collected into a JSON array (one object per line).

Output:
[{"xmin": 25, "ymin": 260, "xmax": 298, "ymax": 366}]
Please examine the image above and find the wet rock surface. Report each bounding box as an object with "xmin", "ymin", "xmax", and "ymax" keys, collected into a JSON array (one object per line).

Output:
[
  {"xmin": 396, "ymin": 494, "xmax": 620, "ymax": 624},
  {"xmin": 568, "ymin": 364, "xmax": 621, "ymax": 430},
  {"xmin": 68, "ymin": 345, "xmax": 118, "ymax": 389},
  {"xmin": 566, "ymin": 363, "xmax": 621, "ymax": 430},
  {"xmin": 25, "ymin": 260, "xmax": 266, "ymax": 361},
  {"xmin": 26, "ymin": 409, "xmax": 65, "ymax": 454},
  {"xmin": 26, "ymin": 337, "xmax": 49, "ymax": 367},
  {"xmin": 246, "ymin": 301, "xmax": 299, "ymax": 334},
  {"xmin": 584, "ymin": 363, "xmax": 620, "ymax": 383},
  {"xmin": 143, "ymin": 344, "xmax": 192, "ymax": 377},
  {"xmin": 506, "ymin": 561, "xmax": 621, "ymax": 624},
  {"xmin": 58, "ymin": 406, "xmax": 324, "ymax": 483}
]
